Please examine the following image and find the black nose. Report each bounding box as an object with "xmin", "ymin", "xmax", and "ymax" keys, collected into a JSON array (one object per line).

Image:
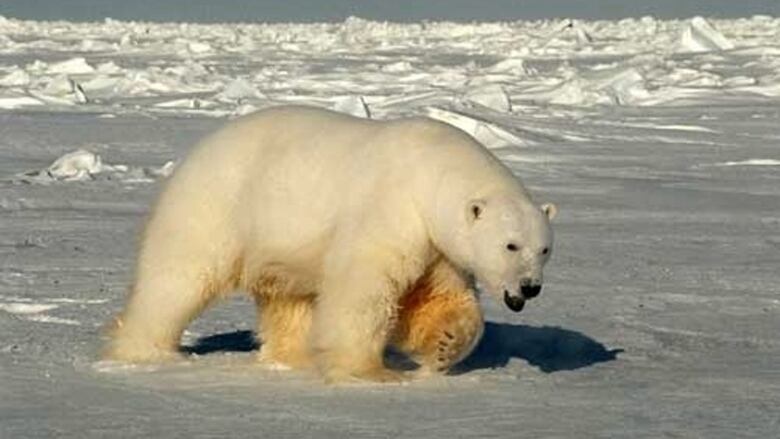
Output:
[
  {"xmin": 503, "ymin": 290, "xmax": 525, "ymax": 312},
  {"xmin": 521, "ymin": 284, "xmax": 542, "ymax": 299}
]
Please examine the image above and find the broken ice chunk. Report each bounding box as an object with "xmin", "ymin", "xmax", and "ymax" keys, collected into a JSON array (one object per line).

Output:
[
  {"xmin": 47, "ymin": 57, "xmax": 96, "ymax": 75},
  {"xmin": 679, "ymin": 17, "xmax": 735, "ymax": 52},
  {"xmin": 0, "ymin": 68, "xmax": 31, "ymax": 87},
  {"xmin": 46, "ymin": 149, "xmax": 104, "ymax": 181},
  {"xmin": 217, "ymin": 78, "xmax": 263, "ymax": 102},
  {"xmin": 464, "ymin": 84, "xmax": 512, "ymax": 113},
  {"xmin": 12, "ymin": 150, "xmax": 175, "ymax": 185},
  {"xmin": 332, "ymin": 95, "xmax": 371, "ymax": 118},
  {"xmin": 425, "ymin": 106, "xmax": 528, "ymax": 148}
]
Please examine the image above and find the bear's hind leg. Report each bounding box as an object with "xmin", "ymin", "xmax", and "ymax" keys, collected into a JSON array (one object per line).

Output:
[
  {"xmin": 105, "ymin": 252, "xmax": 240, "ymax": 363},
  {"xmin": 254, "ymin": 293, "xmax": 315, "ymax": 370},
  {"xmin": 105, "ymin": 272, "xmax": 217, "ymax": 362},
  {"xmin": 392, "ymin": 259, "xmax": 484, "ymax": 374}
]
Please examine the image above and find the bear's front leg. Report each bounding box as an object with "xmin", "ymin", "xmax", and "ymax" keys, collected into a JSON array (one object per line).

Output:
[
  {"xmin": 392, "ymin": 259, "xmax": 484, "ymax": 374},
  {"xmin": 310, "ymin": 257, "xmax": 408, "ymax": 383}
]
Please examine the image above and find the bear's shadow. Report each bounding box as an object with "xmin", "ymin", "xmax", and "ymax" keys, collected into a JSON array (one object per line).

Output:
[
  {"xmin": 183, "ymin": 322, "xmax": 622, "ymax": 374},
  {"xmin": 455, "ymin": 322, "xmax": 622, "ymax": 373}
]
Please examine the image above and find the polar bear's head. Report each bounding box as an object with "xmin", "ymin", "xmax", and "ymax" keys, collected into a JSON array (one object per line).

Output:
[{"xmin": 445, "ymin": 192, "xmax": 557, "ymax": 312}]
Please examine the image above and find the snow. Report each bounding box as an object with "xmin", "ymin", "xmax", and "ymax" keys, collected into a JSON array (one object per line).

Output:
[
  {"xmin": 0, "ymin": 95, "xmax": 43, "ymax": 109},
  {"xmin": 0, "ymin": 300, "xmax": 84, "ymax": 326},
  {"xmin": 714, "ymin": 159, "xmax": 780, "ymax": 167},
  {"xmin": 0, "ymin": 302, "xmax": 60, "ymax": 314},
  {"xmin": 1, "ymin": 14, "xmax": 779, "ymax": 439}
]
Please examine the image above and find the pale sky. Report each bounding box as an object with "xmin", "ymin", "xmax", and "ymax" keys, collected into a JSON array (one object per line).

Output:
[{"xmin": 1, "ymin": 0, "xmax": 778, "ymax": 23}]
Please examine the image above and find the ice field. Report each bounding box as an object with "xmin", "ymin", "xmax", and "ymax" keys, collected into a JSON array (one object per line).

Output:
[{"xmin": 1, "ymin": 14, "xmax": 779, "ymax": 438}]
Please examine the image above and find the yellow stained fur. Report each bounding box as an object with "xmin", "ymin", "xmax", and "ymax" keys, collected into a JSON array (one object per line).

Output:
[
  {"xmin": 252, "ymin": 257, "xmax": 484, "ymax": 376},
  {"xmin": 255, "ymin": 294, "xmax": 315, "ymax": 369},
  {"xmin": 392, "ymin": 258, "xmax": 484, "ymax": 373}
]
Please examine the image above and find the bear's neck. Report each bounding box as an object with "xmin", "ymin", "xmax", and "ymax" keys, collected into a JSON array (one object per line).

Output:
[
  {"xmin": 418, "ymin": 170, "xmax": 524, "ymax": 273},
  {"xmin": 407, "ymin": 131, "xmax": 531, "ymax": 273}
]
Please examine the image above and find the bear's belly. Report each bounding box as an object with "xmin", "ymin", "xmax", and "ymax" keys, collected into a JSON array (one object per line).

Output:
[{"xmin": 245, "ymin": 261, "xmax": 322, "ymax": 300}]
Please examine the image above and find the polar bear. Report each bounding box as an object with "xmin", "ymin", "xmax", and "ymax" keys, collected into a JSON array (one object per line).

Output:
[{"xmin": 105, "ymin": 105, "xmax": 556, "ymax": 382}]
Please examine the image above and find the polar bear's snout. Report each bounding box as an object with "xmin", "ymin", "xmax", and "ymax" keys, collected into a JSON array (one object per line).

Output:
[
  {"xmin": 503, "ymin": 278, "xmax": 543, "ymax": 312},
  {"xmin": 503, "ymin": 290, "xmax": 526, "ymax": 312},
  {"xmin": 521, "ymin": 283, "xmax": 542, "ymax": 299}
]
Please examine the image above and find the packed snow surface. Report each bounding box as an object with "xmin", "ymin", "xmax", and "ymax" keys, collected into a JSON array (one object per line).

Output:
[{"xmin": 1, "ymin": 14, "xmax": 779, "ymax": 438}]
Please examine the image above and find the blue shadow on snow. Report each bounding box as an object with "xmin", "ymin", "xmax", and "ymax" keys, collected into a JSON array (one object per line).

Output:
[
  {"xmin": 182, "ymin": 330, "xmax": 258, "ymax": 356},
  {"xmin": 456, "ymin": 322, "xmax": 623, "ymax": 373},
  {"xmin": 182, "ymin": 322, "xmax": 622, "ymax": 374}
]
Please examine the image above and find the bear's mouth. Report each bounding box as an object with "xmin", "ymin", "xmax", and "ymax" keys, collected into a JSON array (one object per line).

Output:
[{"xmin": 503, "ymin": 291, "xmax": 525, "ymax": 312}]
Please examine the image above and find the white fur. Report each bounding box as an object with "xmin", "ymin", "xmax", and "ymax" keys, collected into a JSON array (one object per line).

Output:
[{"xmin": 106, "ymin": 105, "xmax": 555, "ymax": 381}]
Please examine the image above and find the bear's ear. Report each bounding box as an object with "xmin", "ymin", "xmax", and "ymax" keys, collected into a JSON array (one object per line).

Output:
[
  {"xmin": 467, "ymin": 199, "xmax": 486, "ymax": 223},
  {"xmin": 541, "ymin": 203, "xmax": 558, "ymax": 221}
]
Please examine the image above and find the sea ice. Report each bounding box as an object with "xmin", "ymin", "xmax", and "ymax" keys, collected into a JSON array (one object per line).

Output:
[
  {"xmin": 12, "ymin": 150, "xmax": 176, "ymax": 184},
  {"xmin": 47, "ymin": 57, "xmax": 96, "ymax": 75},
  {"xmin": 426, "ymin": 106, "xmax": 528, "ymax": 148},
  {"xmin": 543, "ymin": 67, "xmax": 650, "ymax": 106},
  {"xmin": 25, "ymin": 315, "xmax": 81, "ymax": 326},
  {"xmin": 487, "ymin": 58, "xmax": 530, "ymax": 76},
  {"xmin": 332, "ymin": 95, "xmax": 371, "ymax": 118},
  {"xmin": 0, "ymin": 15, "xmax": 776, "ymax": 117},
  {"xmin": 0, "ymin": 68, "xmax": 31, "ymax": 87},
  {"xmin": 679, "ymin": 16, "xmax": 735, "ymax": 52},
  {"xmin": 714, "ymin": 159, "xmax": 780, "ymax": 167},
  {"xmin": 464, "ymin": 84, "xmax": 512, "ymax": 113},
  {"xmin": 0, "ymin": 303, "xmax": 59, "ymax": 314},
  {"xmin": 0, "ymin": 95, "xmax": 43, "ymax": 109},
  {"xmin": 218, "ymin": 78, "xmax": 263, "ymax": 102},
  {"xmin": 46, "ymin": 149, "xmax": 106, "ymax": 181}
]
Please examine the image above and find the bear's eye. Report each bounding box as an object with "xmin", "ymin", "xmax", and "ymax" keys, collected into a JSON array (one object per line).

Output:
[
  {"xmin": 541, "ymin": 247, "xmax": 549, "ymax": 255},
  {"xmin": 506, "ymin": 243, "xmax": 519, "ymax": 252}
]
